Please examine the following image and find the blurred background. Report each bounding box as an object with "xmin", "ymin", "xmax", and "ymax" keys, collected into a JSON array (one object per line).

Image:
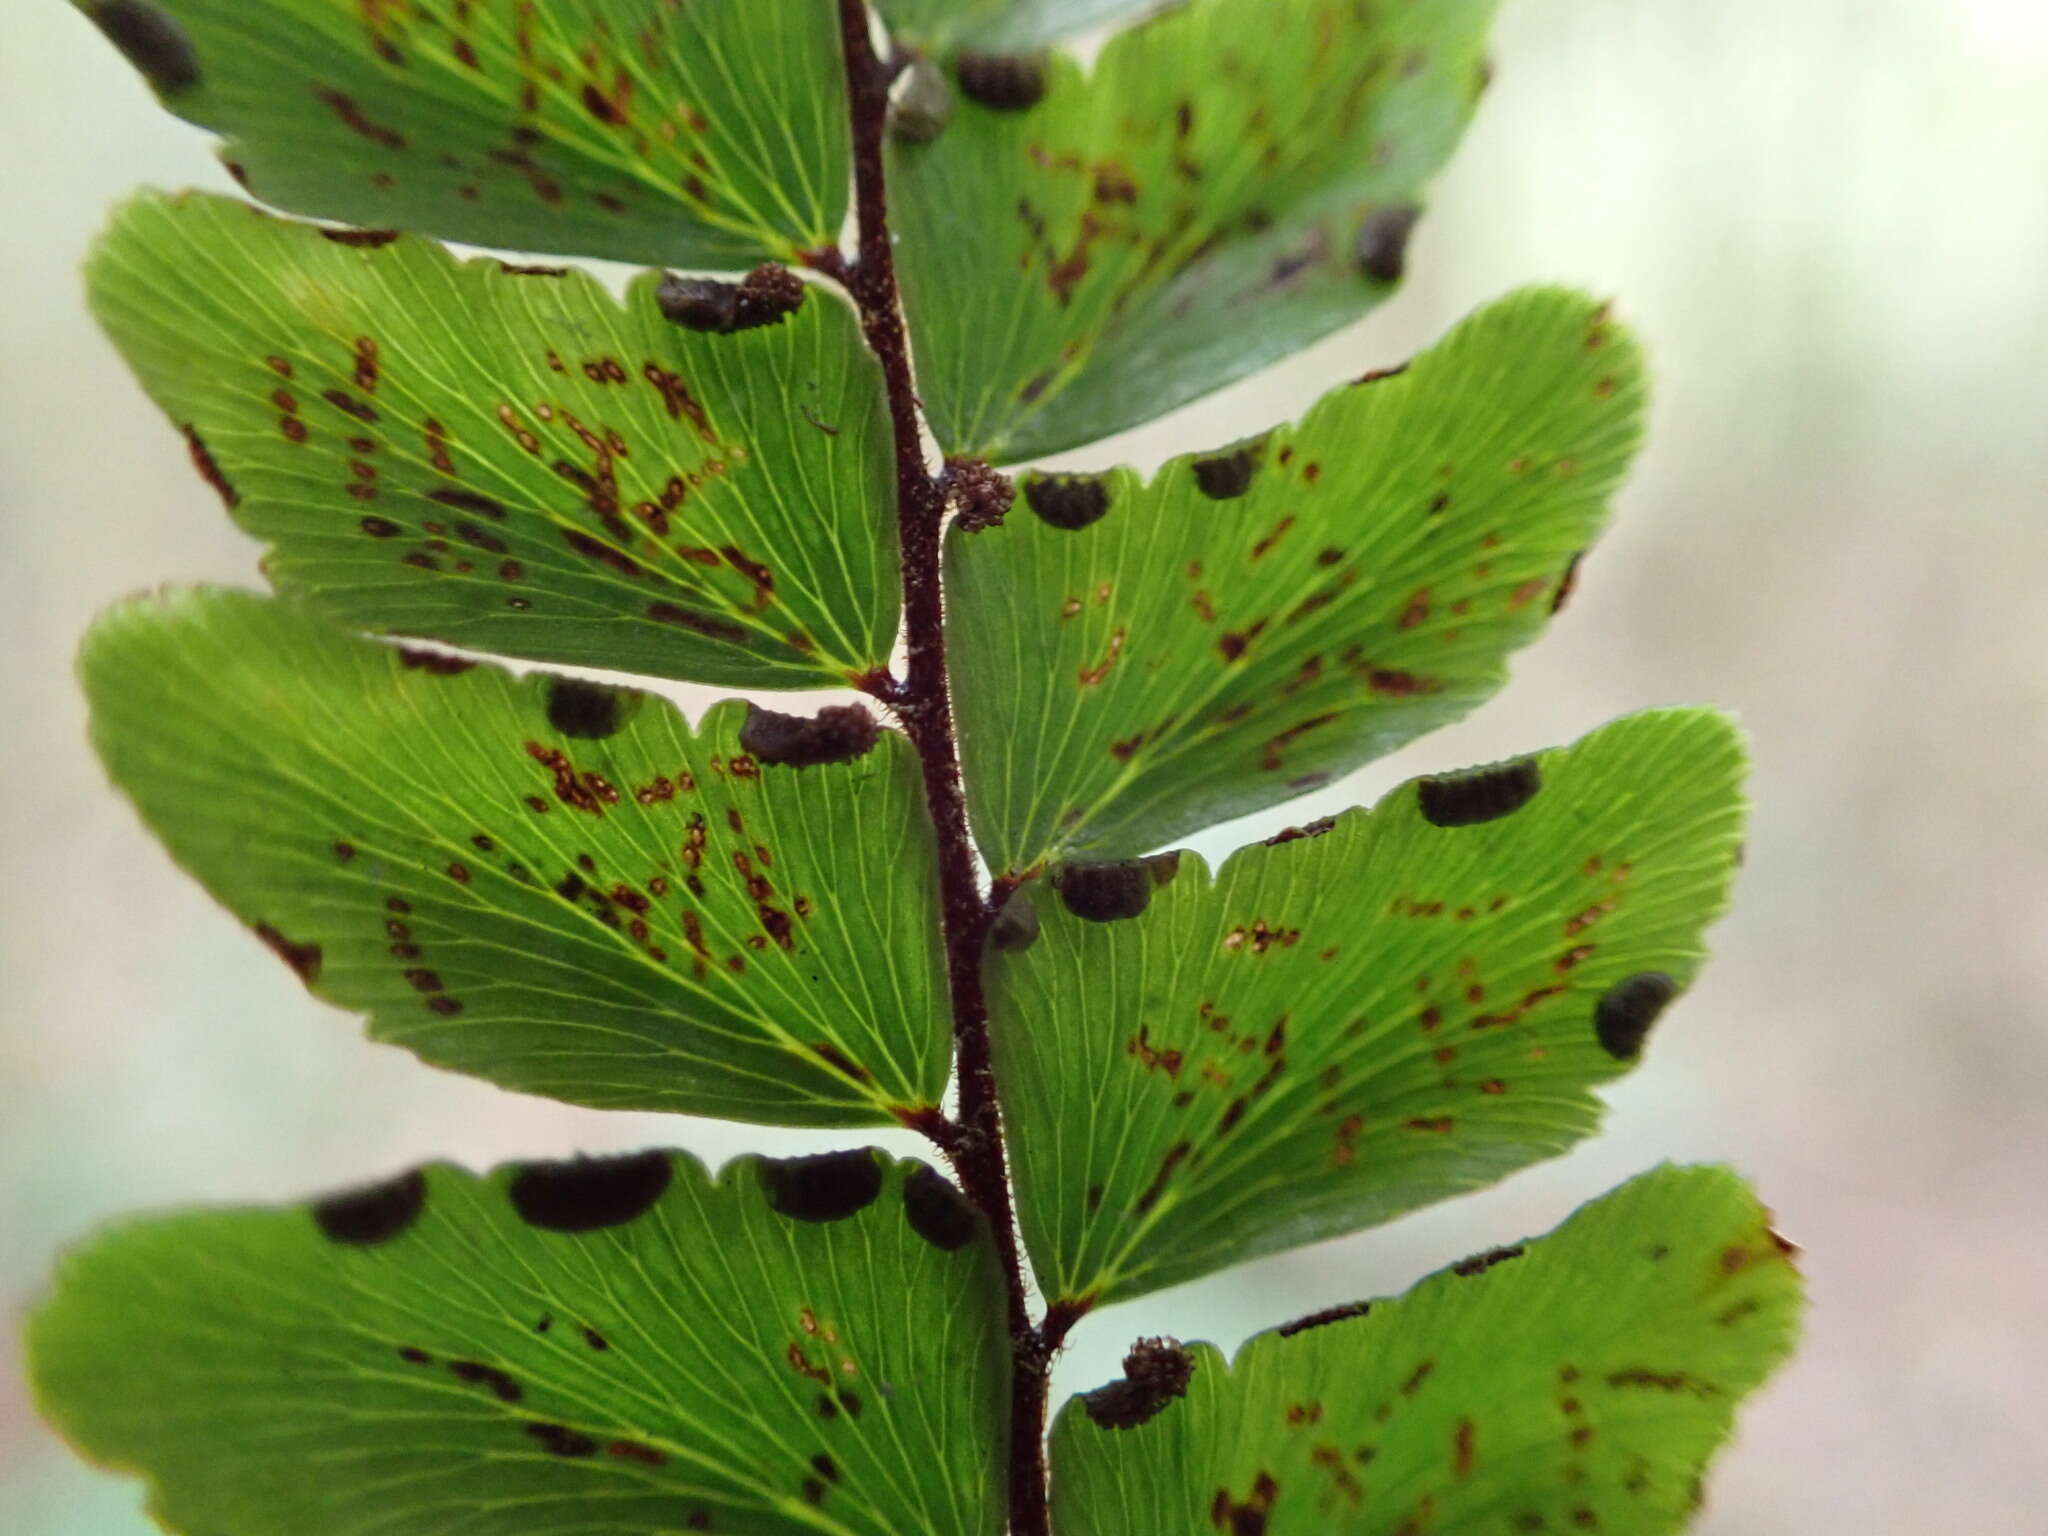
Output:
[{"xmin": 4, "ymin": 0, "xmax": 2044, "ymax": 1529}]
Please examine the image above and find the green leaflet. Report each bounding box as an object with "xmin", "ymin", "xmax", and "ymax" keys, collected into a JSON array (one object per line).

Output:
[
  {"xmin": 76, "ymin": 0, "xmax": 848, "ymax": 270},
  {"xmin": 888, "ymin": 0, "xmax": 1498, "ymax": 461},
  {"xmin": 876, "ymin": 0, "xmax": 1152, "ymax": 53},
  {"xmin": 83, "ymin": 588, "xmax": 950, "ymax": 1126},
  {"xmin": 29, "ymin": 1148, "xmax": 1006, "ymax": 1536},
  {"xmin": 948, "ymin": 288, "xmax": 1645, "ymax": 878},
  {"xmin": 1048, "ymin": 1164, "xmax": 1803, "ymax": 1535},
  {"xmin": 987, "ymin": 709, "xmax": 1747, "ymax": 1306},
  {"xmin": 90, "ymin": 190, "xmax": 898, "ymax": 691}
]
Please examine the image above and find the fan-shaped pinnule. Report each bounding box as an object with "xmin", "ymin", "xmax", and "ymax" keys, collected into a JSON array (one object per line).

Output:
[
  {"xmin": 80, "ymin": 588, "xmax": 953, "ymax": 1126},
  {"xmin": 75, "ymin": 0, "xmax": 852, "ymax": 270},
  {"xmin": 888, "ymin": 0, "xmax": 1501, "ymax": 461},
  {"xmin": 28, "ymin": 1150, "xmax": 1009, "ymax": 1536},
  {"xmin": 1047, "ymin": 1165, "xmax": 1803, "ymax": 1535},
  {"xmin": 986, "ymin": 709, "xmax": 1749, "ymax": 1307},
  {"xmin": 87, "ymin": 190, "xmax": 901, "ymax": 691},
  {"xmin": 947, "ymin": 287, "xmax": 1647, "ymax": 879}
]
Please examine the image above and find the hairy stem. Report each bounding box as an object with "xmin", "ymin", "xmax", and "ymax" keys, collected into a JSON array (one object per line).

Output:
[{"xmin": 828, "ymin": 5, "xmax": 1058, "ymax": 1531}]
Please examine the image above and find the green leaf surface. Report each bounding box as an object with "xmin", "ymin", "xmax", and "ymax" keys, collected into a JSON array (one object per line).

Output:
[
  {"xmin": 84, "ymin": 588, "xmax": 951, "ymax": 1126},
  {"xmin": 888, "ymin": 0, "xmax": 1498, "ymax": 461},
  {"xmin": 77, "ymin": 0, "xmax": 849, "ymax": 269},
  {"xmin": 31, "ymin": 1147, "xmax": 1006, "ymax": 1536},
  {"xmin": 987, "ymin": 708, "xmax": 1747, "ymax": 1307},
  {"xmin": 1048, "ymin": 1163, "xmax": 1803, "ymax": 1535},
  {"xmin": 949, "ymin": 289, "xmax": 1645, "ymax": 878},
  {"xmin": 91, "ymin": 190, "xmax": 899, "ymax": 691},
  {"xmin": 876, "ymin": 0, "xmax": 1152, "ymax": 53}
]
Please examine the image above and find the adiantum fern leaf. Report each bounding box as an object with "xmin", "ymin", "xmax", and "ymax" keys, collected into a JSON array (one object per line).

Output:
[{"xmin": 31, "ymin": 3, "xmax": 1801, "ymax": 1532}]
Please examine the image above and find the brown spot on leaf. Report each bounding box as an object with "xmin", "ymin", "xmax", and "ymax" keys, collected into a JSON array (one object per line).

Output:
[
  {"xmin": 426, "ymin": 487, "xmax": 507, "ymax": 521},
  {"xmin": 449, "ymin": 1359, "xmax": 523, "ymax": 1402},
  {"xmin": 647, "ymin": 600, "xmax": 746, "ymax": 642},
  {"xmin": 1210, "ymin": 1471, "xmax": 1279, "ymax": 1534},
  {"xmin": 525, "ymin": 1422, "xmax": 598, "ymax": 1458},
  {"xmin": 315, "ymin": 87, "xmax": 406, "ymax": 150},
  {"xmin": 1135, "ymin": 1140, "xmax": 1192, "ymax": 1215}
]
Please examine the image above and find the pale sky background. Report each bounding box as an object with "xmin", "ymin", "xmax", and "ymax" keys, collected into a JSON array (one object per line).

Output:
[{"xmin": 4, "ymin": 0, "xmax": 2046, "ymax": 1531}]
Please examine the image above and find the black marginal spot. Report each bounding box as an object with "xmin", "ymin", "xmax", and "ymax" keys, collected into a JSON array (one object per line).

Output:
[
  {"xmin": 902, "ymin": 1164, "xmax": 980, "ymax": 1252},
  {"xmin": 1451, "ymin": 1244, "xmax": 1525, "ymax": 1277},
  {"xmin": 254, "ymin": 923, "xmax": 322, "ymax": 987},
  {"xmin": 182, "ymin": 426, "xmax": 238, "ymax": 507},
  {"xmin": 545, "ymin": 676, "xmax": 640, "ymax": 740},
  {"xmin": 1080, "ymin": 1338, "xmax": 1196, "ymax": 1430},
  {"xmin": 312, "ymin": 1168, "xmax": 426, "ymax": 1246},
  {"xmin": 1191, "ymin": 447, "xmax": 1257, "ymax": 501},
  {"xmin": 1275, "ymin": 1301, "xmax": 1371, "ymax": 1338},
  {"xmin": 1552, "ymin": 550, "xmax": 1587, "ymax": 615},
  {"xmin": 525, "ymin": 1422, "xmax": 598, "ymax": 1458},
  {"xmin": 507, "ymin": 1151, "xmax": 672, "ymax": 1233},
  {"xmin": 1416, "ymin": 759, "xmax": 1542, "ymax": 828},
  {"xmin": 1023, "ymin": 473, "xmax": 1111, "ymax": 531},
  {"xmin": 398, "ymin": 645, "xmax": 476, "ymax": 676},
  {"xmin": 320, "ymin": 226, "xmax": 401, "ymax": 248},
  {"xmin": 89, "ymin": 1, "xmax": 200, "ymax": 95},
  {"xmin": 738, "ymin": 702, "xmax": 881, "ymax": 767},
  {"xmin": 1355, "ymin": 204, "xmax": 1423, "ymax": 284},
  {"xmin": 657, "ymin": 264, "xmax": 806, "ymax": 334},
  {"xmin": 1055, "ymin": 860, "xmax": 1153, "ymax": 923},
  {"xmin": 760, "ymin": 1150, "xmax": 883, "ymax": 1224},
  {"xmin": 1593, "ymin": 971, "xmax": 1679, "ymax": 1061},
  {"xmin": 955, "ymin": 52, "xmax": 1048, "ymax": 112}
]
